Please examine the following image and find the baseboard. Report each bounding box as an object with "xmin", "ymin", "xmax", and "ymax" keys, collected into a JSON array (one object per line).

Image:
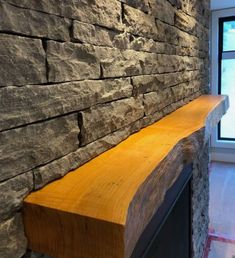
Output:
[{"xmin": 210, "ymin": 147, "xmax": 235, "ymax": 163}]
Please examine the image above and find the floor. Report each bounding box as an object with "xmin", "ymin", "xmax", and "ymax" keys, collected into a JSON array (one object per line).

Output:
[{"xmin": 204, "ymin": 161, "xmax": 235, "ymax": 258}]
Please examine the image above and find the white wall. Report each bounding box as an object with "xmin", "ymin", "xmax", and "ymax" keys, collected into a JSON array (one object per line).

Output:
[{"xmin": 211, "ymin": 0, "xmax": 235, "ymax": 10}]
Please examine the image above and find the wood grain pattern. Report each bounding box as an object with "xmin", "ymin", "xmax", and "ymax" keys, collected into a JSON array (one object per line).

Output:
[{"xmin": 23, "ymin": 95, "xmax": 228, "ymax": 258}]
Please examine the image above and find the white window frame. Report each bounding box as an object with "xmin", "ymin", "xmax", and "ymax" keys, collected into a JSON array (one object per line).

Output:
[{"xmin": 211, "ymin": 8, "xmax": 235, "ymax": 162}]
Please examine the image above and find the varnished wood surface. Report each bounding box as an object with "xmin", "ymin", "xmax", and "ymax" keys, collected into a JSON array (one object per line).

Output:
[{"xmin": 23, "ymin": 95, "xmax": 228, "ymax": 258}]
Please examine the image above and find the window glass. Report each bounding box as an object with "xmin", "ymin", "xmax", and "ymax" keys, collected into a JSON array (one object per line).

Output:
[
  {"xmin": 220, "ymin": 59, "xmax": 235, "ymax": 139},
  {"xmin": 223, "ymin": 21, "xmax": 235, "ymax": 51}
]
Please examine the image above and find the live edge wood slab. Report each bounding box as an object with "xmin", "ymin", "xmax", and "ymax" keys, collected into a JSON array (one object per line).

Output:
[{"xmin": 23, "ymin": 95, "xmax": 228, "ymax": 258}]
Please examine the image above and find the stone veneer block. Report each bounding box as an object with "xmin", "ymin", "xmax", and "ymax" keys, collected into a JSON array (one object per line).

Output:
[
  {"xmin": 79, "ymin": 97, "xmax": 144, "ymax": 146},
  {"xmin": 0, "ymin": 34, "xmax": 46, "ymax": 86},
  {"xmin": 132, "ymin": 74, "xmax": 165, "ymax": 94},
  {"xmin": 100, "ymin": 48, "xmax": 161, "ymax": 77},
  {"xmin": 33, "ymin": 120, "xmax": 142, "ymax": 190},
  {"xmin": 47, "ymin": 41, "xmax": 100, "ymax": 83},
  {"xmin": 119, "ymin": 0, "xmax": 150, "ymax": 13},
  {"xmin": 175, "ymin": 10, "xmax": 198, "ymax": 36},
  {"xmin": 149, "ymin": 0, "xmax": 175, "ymax": 25},
  {"xmin": 191, "ymin": 144, "xmax": 210, "ymax": 258},
  {"xmin": 143, "ymin": 92, "xmax": 162, "ymax": 115},
  {"xmin": 0, "ymin": 114, "xmax": 79, "ymax": 181},
  {"xmin": 0, "ymin": 214, "xmax": 27, "ymax": 258},
  {"xmin": 4, "ymin": 0, "xmax": 122, "ymax": 30},
  {"xmin": 69, "ymin": 0, "xmax": 123, "ymax": 30},
  {"xmin": 0, "ymin": 2, "xmax": 70, "ymax": 41},
  {"xmin": 0, "ymin": 78, "xmax": 132, "ymax": 131},
  {"xmin": 123, "ymin": 5, "xmax": 159, "ymax": 40},
  {"xmin": 128, "ymin": 36, "xmax": 166, "ymax": 53},
  {"xmin": 73, "ymin": 21, "xmax": 129, "ymax": 48},
  {"xmin": 0, "ymin": 172, "xmax": 33, "ymax": 221}
]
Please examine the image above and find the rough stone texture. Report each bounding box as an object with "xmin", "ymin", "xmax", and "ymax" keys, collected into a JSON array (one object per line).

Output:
[
  {"xmin": 0, "ymin": 78, "xmax": 132, "ymax": 131},
  {"xmin": 0, "ymin": 173, "xmax": 33, "ymax": 221},
  {"xmin": 120, "ymin": 0, "xmax": 150, "ymax": 13},
  {"xmin": 0, "ymin": 34, "xmax": 46, "ymax": 86},
  {"xmin": 100, "ymin": 50, "xmax": 204, "ymax": 78},
  {"xmin": 123, "ymin": 5, "xmax": 159, "ymax": 41},
  {"xmin": 73, "ymin": 21, "xmax": 129, "ymax": 48},
  {"xmin": 143, "ymin": 92, "xmax": 163, "ymax": 115},
  {"xmin": 175, "ymin": 10, "xmax": 197, "ymax": 36},
  {"xmin": 99, "ymin": 48, "xmax": 168, "ymax": 78},
  {"xmin": 47, "ymin": 41, "xmax": 100, "ymax": 83},
  {"xmin": 0, "ymin": 0, "xmax": 210, "ymax": 257},
  {"xmin": 33, "ymin": 120, "xmax": 142, "ymax": 190},
  {"xmin": 0, "ymin": 115, "xmax": 79, "ymax": 181},
  {"xmin": 141, "ymin": 110, "xmax": 164, "ymax": 127},
  {"xmin": 132, "ymin": 74, "xmax": 165, "ymax": 95},
  {"xmin": 3, "ymin": 0, "xmax": 63, "ymax": 16},
  {"xmin": 0, "ymin": 214, "xmax": 27, "ymax": 258},
  {"xmin": 0, "ymin": 2, "xmax": 70, "ymax": 41},
  {"xmin": 149, "ymin": 0, "xmax": 175, "ymax": 25},
  {"xmin": 129, "ymin": 36, "xmax": 166, "ymax": 53},
  {"xmin": 191, "ymin": 143, "xmax": 210, "ymax": 258},
  {"xmin": 79, "ymin": 97, "xmax": 144, "ymax": 145},
  {"xmin": 61, "ymin": 0, "xmax": 123, "ymax": 30},
  {"xmin": 4, "ymin": 0, "xmax": 123, "ymax": 30},
  {"xmin": 132, "ymin": 70, "xmax": 202, "ymax": 95}
]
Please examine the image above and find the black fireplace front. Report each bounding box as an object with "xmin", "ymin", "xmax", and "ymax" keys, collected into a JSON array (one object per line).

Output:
[{"xmin": 131, "ymin": 164, "xmax": 193, "ymax": 258}]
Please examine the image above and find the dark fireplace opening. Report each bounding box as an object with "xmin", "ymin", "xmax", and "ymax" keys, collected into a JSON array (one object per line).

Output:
[{"xmin": 131, "ymin": 164, "xmax": 193, "ymax": 258}]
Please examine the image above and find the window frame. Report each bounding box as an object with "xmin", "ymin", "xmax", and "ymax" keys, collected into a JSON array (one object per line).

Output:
[
  {"xmin": 211, "ymin": 8, "xmax": 235, "ymax": 150},
  {"xmin": 218, "ymin": 16, "xmax": 235, "ymax": 141}
]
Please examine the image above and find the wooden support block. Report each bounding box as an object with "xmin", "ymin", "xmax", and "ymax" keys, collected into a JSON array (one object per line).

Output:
[{"xmin": 23, "ymin": 95, "xmax": 228, "ymax": 258}]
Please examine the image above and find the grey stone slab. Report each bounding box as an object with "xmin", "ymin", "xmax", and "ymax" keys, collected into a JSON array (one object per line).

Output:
[
  {"xmin": 33, "ymin": 120, "xmax": 142, "ymax": 189},
  {"xmin": 0, "ymin": 172, "xmax": 33, "ymax": 221},
  {"xmin": 0, "ymin": 114, "xmax": 79, "ymax": 181},
  {"xmin": 4, "ymin": 0, "xmax": 123, "ymax": 30},
  {"xmin": 119, "ymin": 0, "xmax": 150, "ymax": 13},
  {"xmin": 3, "ymin": 0, "xmax": 62, "ymax": 16},
  {"xmin": 164, "ymin": 70, "xmax": 202, "ymax": 88},
  {"xmin": 132, "ymin": 71, "xmax": 201, "ymax": 96},
  {"xmin": 73, "ymin": 21, "xmax": 129, "ymax": 48},
  {"xmin": 178, "ymin": 29, "xmax": 200, "ymax": 49},
  {"xmin": 123, "ymin": 5, "xmax": 159, "ymax": 40},
  {"xmin": 141, "ymin": 111, "xmax": 163, "ymax": 127},
  {"xmin": 64, "ymin": 0, "xmax": 123, "ymax": 30},
  {"xmin": 79, "ymin": 97, "xmax": 144, "ymax": 145},
  {"xmin": 0, "ymin": 78, "xmax": 132, "ymax": 131},
  {"xmin": 99, "ymin": 48, "xmax": 161, "ymax": 77},
  {"xmin": 143, "ymin": 92, "xmax": 162, "ymax": 115},
  {"xmin": 171, "ymin": 82, "xmax": 188, "ymax": 102},
  {"xmin": 47, "ymin": 41, "xmax": 100, "ymax": 83},
  {"xmin": 33, "ymin": 154, "xmax": 74, "ymax": 190},
  {"xmin": 0, "ymin": 2, "xmax": 70, "ymax": 41},
  {"xmin": 155, "ymin": 20, "xmax": 179, "ymax": 45},
  {"xmin": 0, "ymin": 34, "xmax": 46, "ymax": 86},
  {"xmin": 149, "ymin": 0, "xmax": 175, "ymax": 25},
  {"xmin": 129, "ymin": 36, "xmax": 166, "ymax": 54},
  {"xmin": 132, "ymin": 74, "xmax": 165, "ymax": 95},
  {"xmin": 0, "ymin": 214, "xmax": 27, "ymax": 258},
  {"xmin": 175, "ymin": 10, "xmax": 197, "ymax": 36}
]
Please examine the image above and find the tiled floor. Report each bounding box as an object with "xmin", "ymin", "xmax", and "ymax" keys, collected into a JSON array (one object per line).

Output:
[{"xmin": 204, "ymin": 161, "xmax": 235, "ymax": 258}]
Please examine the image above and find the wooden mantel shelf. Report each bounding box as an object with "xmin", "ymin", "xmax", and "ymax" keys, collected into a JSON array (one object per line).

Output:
[{"xmin": 23, "ymin": 95, "xmax": 228, "ymax": 258}]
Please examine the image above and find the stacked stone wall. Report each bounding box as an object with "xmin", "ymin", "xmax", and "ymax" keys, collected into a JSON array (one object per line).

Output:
[{"xmin": 0, "ymin": 0, "xmax": 210, "ymax": 257}]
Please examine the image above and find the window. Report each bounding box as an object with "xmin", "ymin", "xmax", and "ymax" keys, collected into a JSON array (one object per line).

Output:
[
  {"xmin": 211, "ymin": 9, "xmax": 235, "ymax": 162},
  {"xmin": 218, "ymin": 17, "xmax": 235, "ymax": 140}
]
